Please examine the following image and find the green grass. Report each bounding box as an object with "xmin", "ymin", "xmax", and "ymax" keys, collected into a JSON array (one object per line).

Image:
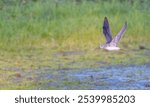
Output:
[
  {"xmin": 0, "ymin": 0, "xmax": 150, "ymax": 89},
  {"xmin": 0, "ymin": 0, "xmax": 149, "ymax": 50}
]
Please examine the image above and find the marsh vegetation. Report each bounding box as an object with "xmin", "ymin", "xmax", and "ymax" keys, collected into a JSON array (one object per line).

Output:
[{"xmin": 0, "ymin": 0, "xmax": 150, "ymax": 89}]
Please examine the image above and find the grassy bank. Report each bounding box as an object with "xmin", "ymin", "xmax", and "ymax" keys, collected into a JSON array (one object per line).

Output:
[{"xmin": 0, "ymin": 0, "xmax": 149, "ymax": 50}]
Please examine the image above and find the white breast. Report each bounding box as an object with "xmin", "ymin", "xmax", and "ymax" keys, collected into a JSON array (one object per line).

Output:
[{"xmin": 105, "ymin": 47, "xmax": 120, "ymax": 51}]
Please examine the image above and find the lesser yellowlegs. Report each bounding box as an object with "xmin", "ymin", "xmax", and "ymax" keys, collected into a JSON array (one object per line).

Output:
[{"xmin": 100, "ymin": 17, "xmax": 127, "ymax": 50}]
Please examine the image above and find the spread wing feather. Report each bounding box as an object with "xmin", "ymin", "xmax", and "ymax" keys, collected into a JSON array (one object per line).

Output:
[
  {"xmin": 103, "ymin": 17, "xmax": 112, "ymax": 43},
  {"xmin": 110, "ymin": 22, "xmax": 127, "ymax": 45}
]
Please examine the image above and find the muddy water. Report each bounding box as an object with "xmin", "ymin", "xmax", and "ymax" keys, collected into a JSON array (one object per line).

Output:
[{"xmin": 35, "ymin": 63, "xmax": 150, "ymax": 90}]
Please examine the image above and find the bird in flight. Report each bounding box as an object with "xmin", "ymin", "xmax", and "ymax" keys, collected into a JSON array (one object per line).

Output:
[{"xmin": 100, "ymin": 17, "xmax": 127, "ymax": 50}]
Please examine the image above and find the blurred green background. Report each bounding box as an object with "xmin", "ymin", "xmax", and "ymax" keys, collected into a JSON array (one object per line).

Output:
[{"xmin": 0, "ymin": 0, "xmax": 149, "ymax": 50}]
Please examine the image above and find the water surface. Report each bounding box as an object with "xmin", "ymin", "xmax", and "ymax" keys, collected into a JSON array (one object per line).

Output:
[{"xmin": 34, "ymin": 63, "xmax": 150, "ymax": 90}]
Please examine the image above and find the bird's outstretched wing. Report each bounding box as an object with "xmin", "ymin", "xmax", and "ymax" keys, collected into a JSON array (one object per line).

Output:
[
  {"xmin": 111, "ymin": 22, "xmax": 127, "ymax": 46},
  {"xmin": 103, "ymin": 17, "xmax": 112, "ymax": 43}
]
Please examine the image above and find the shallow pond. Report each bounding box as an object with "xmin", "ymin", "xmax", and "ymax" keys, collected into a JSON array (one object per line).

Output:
[{"xmin": 33, "ymin": 63, "xmax": 150, "ymax": 90}]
